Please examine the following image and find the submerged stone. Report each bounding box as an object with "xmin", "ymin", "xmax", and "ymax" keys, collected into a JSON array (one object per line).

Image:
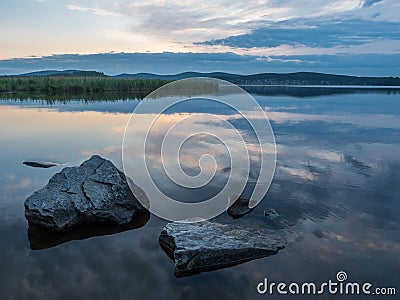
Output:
[
  {"xmin": 264, "ymin": 208, "xmax": 280, "ymax": 219},
  {"xmin": 159, "ymin": 221, "xmax": 286, "ymax": 277}
]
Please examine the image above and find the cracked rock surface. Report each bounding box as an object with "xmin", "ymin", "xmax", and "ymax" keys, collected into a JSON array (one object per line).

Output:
[
  {"xmin": 159, "ymin": 221, "xmax": 286, "ymax": 277},
  {"xmin": 24, "ymin": 155, "xmax": 148, "ymax": 231}
]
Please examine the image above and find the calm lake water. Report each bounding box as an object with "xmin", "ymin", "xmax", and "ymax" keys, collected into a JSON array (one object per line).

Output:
[{"xmin": 0, "ymin": 87, "xmax": 399, "ymax": 299}]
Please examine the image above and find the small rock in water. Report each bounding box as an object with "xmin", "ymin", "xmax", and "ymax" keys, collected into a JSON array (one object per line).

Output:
[
  {"xmin": 159, "ymin": 221, "xmax": 286, "ymax": 277},
  {"xmin": 313, "ymin": 229, "xmax": 325, "ymax": 239},
  {"xmin": 264, "ymin": 208, "xmax": 280, "ymax": 219},
  {"xmin": 227, "ymin": 196, "xmax": 254, "ymax": 218},
  {"xmin": 23, "ymin": 161, "xmax": 60, "ymax": 168},
  {"xmin": 24, "ymin": 155, "xmax": 149, "ymax": 231}
]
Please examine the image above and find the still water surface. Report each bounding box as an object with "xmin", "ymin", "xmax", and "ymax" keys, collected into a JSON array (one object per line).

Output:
[{"xmin": 0, "ymin": 88, "xmax": 399, "ymax": 299}]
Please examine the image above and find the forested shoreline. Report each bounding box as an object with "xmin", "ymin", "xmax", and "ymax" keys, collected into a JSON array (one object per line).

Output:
[{"xmin": 0, "ymin": 76, "xmax": 170, "ymax": 94}]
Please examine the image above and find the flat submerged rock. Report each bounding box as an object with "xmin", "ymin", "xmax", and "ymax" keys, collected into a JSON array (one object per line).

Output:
[
  {"xmin": 159, "ymin": 221, "xmax": 286, "ymax": 277},
  {"xmin": 24, "ymin": 155, "xmax": 148, "ymax": 232}
]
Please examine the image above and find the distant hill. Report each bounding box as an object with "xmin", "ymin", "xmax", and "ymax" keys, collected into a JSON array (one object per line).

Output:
[
  {"xmin": 115, "ymin": 71, "xmax": 400, "ymax": 86},
  {"xmin": 19, "ymin": 70, "xmax": 106, "ymax": 77},
  {"xmin": 9, "ymin": 70, "xmax": 400, "ymax": 86},
  {"xmin": 114, "ymin": 72, "xmax": 235, "ymax": 80}
]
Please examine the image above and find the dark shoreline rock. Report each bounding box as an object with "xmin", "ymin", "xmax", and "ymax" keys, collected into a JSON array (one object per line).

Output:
[
  {"xmin": 159, "ymin": 221, "xmax": 286, "ymax": 277},
  {"xmin": 23, "ymin": 161, "xmax": 61, "ymax": 168},
  {"xmin": 24, "ymin": 155, "xmax": 149, "ymax": 232}
]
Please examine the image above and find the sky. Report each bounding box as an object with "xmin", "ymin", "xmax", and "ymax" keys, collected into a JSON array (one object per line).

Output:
[{"xmin": 0, "ymin": 0, "xmax": 399, "ymax": 75}]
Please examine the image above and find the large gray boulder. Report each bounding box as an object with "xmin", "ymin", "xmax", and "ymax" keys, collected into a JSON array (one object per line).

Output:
[
  {"xmin": 159, "ymin": 221, "xmax": 286, "ymax": 277},
  {"xmin": 24, "ymin": 155, "xmax": 149, "ymax": 231}
]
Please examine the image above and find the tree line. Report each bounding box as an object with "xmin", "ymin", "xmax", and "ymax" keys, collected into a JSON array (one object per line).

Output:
[{"xmin": 0, "ymin": 76, "xmax": 170, "ymax": 94}]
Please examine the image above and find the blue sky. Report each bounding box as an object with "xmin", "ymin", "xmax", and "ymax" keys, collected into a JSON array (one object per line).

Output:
[{"xmin": 0, "ymin": 0, "xmax": 399, "ymax": 75}]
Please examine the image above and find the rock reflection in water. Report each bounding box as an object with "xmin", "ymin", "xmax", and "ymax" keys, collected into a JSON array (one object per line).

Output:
[{"xmin": 27, "ymin": 211, "xmax": 150, "ymax": 250}]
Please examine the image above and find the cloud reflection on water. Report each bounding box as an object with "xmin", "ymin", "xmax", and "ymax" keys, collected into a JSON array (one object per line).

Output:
[{"xmin": 0, "ymin": 90, "xmax": 399, "ymax": 298}]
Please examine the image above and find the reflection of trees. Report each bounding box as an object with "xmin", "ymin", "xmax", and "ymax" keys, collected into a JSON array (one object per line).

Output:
[
  {"xmin": 147, "ymin": 78, "xmax": 219, "ymax": 99},
  {"xmin": 0, "ymin": 91, "xmax": 150, "ymax": 103},
  {"xmin": 242, "ymin": 85, "xmax": 400, "ymax": 98}
]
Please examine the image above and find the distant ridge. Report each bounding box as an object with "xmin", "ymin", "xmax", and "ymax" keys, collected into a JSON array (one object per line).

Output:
[
  {"xmin": 114, "ymin": 71, "xmax": 235, "ymax": 80},
  {"xmin": 7, "ymin": 70, "xmax": 400, "ymax": 86},
  {"xmin": 115, "ymin": 71, "xmax": 400, "ymax": 86},
  {"xmin": 19, "ymin": 70, "xmax": 106, "ymax": 77}
]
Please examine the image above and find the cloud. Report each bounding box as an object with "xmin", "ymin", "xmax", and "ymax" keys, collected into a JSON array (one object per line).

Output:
[
  {"xmin": 1, "ymin": 0, "xmax": 399, "ymax": 72},
  {"xmin": 197, "ymin": 18, "xmax": 400, "ymax": 48},
  {"xmin": 362, "ymin": 0, "xmax": 383, "ymax": 7},
  {"xmin": 57, "ymin": 0, "xmax": 400, "ymax": 62},
  {"xmin": 64, "ymin": 0, "xmax": 376, "ymax": 43},
  {"xmin": 1, "ymin": 0, "xmax": 400, "ymax": 75},
  {"xmin": 0, "ymin": 52, "xmax": 399, "ymax": 76},
  {"xmin": 66, "ymin": 4, "xmax": 118, "ymax": 16}
]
